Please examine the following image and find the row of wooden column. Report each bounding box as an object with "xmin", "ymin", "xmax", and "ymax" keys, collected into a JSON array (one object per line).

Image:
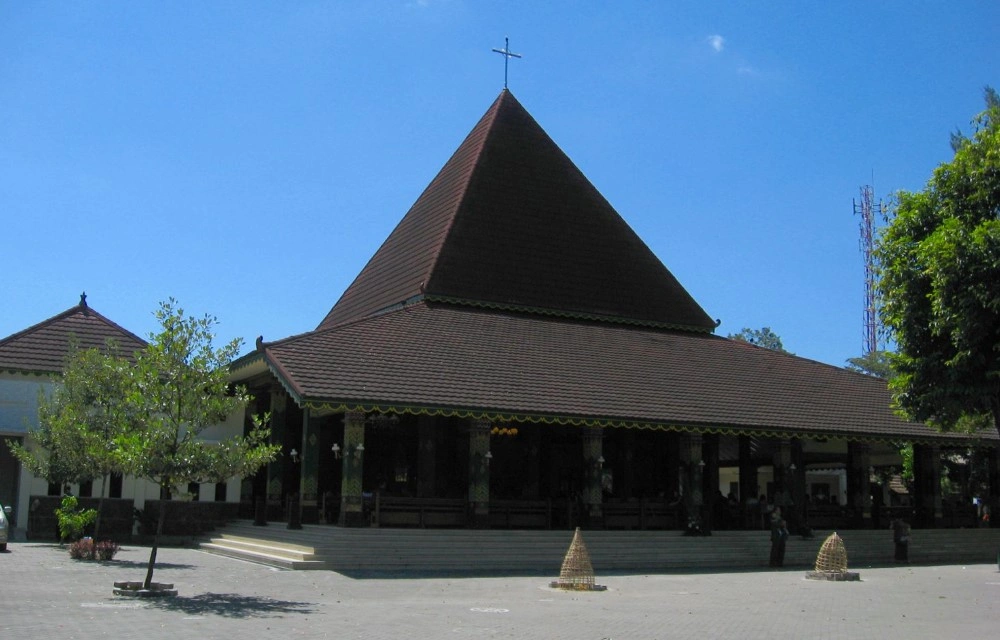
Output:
[{"xmin": 258, "ymin": 392, "xmax": 997, "ymax": 529}]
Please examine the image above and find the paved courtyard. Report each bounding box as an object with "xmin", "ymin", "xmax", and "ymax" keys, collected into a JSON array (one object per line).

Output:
[{"xmin": 2, "ymin": 540, "xmax": 999, "ymax": 639}]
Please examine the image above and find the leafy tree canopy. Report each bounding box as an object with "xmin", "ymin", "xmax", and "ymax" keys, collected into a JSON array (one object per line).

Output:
[
  {"xmin": 12, "ymin": 299, "xmax": 279, "ymax": 588},
  {"xmin": 727, "ymin": 326, "xmax": 789, "ymax": 353},
  {"xmin": 875, "ymin": 87, "xmax": 1000, "ymax": 437},
  {"xmin": 845, "ymin": 350, "xmax": 895, "ymax": 379},
  {"xmin": 9, "ymin": 341, "xmax": 136, "ymax": 492},
  {"xmin": 117, "ymin": 299, "xmax": 279, "ymax": 587}
]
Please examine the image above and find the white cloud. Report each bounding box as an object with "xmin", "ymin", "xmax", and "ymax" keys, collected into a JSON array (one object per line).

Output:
[{"xmin": 707, "ymin": 34, "xmax": 725, "ymax": 53}]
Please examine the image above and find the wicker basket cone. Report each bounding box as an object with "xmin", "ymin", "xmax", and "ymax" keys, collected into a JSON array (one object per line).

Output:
[
  {"xmin": 806, "ymin": 532, "xmax": 860, "ymax": 581},
  {"xmin": 550, "ymin": 527, "xmax": 606, "ymax": 591},
  {"xmin": 814, "ymin": 532, "xmax": 849, "ymax": 573}
]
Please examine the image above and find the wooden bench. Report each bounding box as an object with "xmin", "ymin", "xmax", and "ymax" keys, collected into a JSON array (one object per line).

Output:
[
  {"xmin": 942, "ymin": 504, "xmax": 978, "ymax": 528},
  {"xmin": 373, "ymin": 495, "xmax": 467, "ymax": 528},
  {"xmin": 488, "ymin": 500, "xmax": 552, "ymax": 529},
  {"xmin": 806, "ymin": 505, "xmax": 850, "ymax": 529},
  {"xmin": 603, "ymin": 500, "xmax": 679, "ymax": 530}
]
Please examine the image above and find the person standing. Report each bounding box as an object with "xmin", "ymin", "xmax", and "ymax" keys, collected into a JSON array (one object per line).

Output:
[
  {"xmin": 892, "ymin": 518, "xmax": 910, "ymax": 563},
  {"xmin": 760, "ymin": 495, "xmax": 772, "ymax": 530},
  {"xmin": 769, "ymin": 519, "xmax": 789, "ymax": 567}
]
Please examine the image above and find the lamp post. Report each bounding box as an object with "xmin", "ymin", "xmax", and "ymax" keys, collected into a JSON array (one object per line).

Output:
[{"xmin": 287, "ymin": 448, "xmax": 302, "ymax": 530}]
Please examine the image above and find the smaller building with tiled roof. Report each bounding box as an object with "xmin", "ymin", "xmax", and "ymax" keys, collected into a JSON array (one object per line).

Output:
[
  {"xmin": 0, "ymin": 295, "xmax": 150, "ymax": 533},
  {"xmin": 2, "ymin": 294, "xmax": 251, "ymax": 538},
  {"xmin": 0, "ymin": 293, "xmax": 147, "ymax": 377}
]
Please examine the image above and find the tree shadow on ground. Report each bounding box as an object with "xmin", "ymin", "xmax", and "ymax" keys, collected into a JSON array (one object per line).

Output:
[
  {"xmin": 106, "ymin": 558, "xmax": 196, "ymax": 570},
  {"xmin": 145, "ymin": 592, "xmax": 317, "ymax": 618}
]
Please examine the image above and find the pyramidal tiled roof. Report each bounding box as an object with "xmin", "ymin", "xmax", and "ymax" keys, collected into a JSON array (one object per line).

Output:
[
  {"xmin": 0, "ymin": 295, "xmax": 147, "ymax": 375},
  {"xmin": 241, "ymin": 91, "xmax": 987, "ymax": 444},
  {"xmin": 319, "ymin": 90, "xmax": 716, "ymax": 332}
]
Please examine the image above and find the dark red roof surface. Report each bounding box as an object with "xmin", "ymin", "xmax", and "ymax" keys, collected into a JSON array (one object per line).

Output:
[
  {"xmin": 319, "ymin": 90, "xmax": 716, "ymax": 332},
  {"xmin": 265, "ymin": 303, "xmax": 992, "ymax": 443},
  {"xmin": 0, "ymin": 298, "xmax": 147, "ymax": 375}
]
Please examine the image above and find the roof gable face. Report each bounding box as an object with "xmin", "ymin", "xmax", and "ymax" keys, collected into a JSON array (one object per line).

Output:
[
  {"xmin": 319, "ymin": 90, "xmax": 715, "ymax": 331},
  {"xmin": 0, "ymin": 302, "xmax": 147, "ymax": 375}
]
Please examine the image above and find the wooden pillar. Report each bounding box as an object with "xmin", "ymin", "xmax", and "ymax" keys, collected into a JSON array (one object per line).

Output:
[
  {"xmin": 416, "ymin": 416, "xmax": 436, "ymax": 498},
  {"xmin": 988, "ymin": 447, "xmax": 1000, "ymax": 526},
  {"xmin": 266, "ymin": 390, "xmax": 288, "ymax": 513},
  {"xmin": 771, "ymin": 439, "xmax": 792, "ymax": 515},
  {"xmin": 525, "ymin": 428, "xmax": 541, "ymax": 499},
  {"xmin": 297, "ymin": 408, "xmax": 320, "ymax": 524},
  {"xmin": 665, "ymin": 432, "xmax": 681, "ymax": 499},
  {"xmin": 467, "ymin": 418, "xmax": 491, "ymax": 528},
  {"xmin": 847, "ymin": 441, "xmax": 873, "ymax": 528},
  {"xmin": 582, "ymin": 426, "xmax": 604, "ymax": 528},
  {"xmin": 248, "ymin": 391, "xmax": 269, "ymax": 525},
  {"xmin": 620, "ymin": 431, "xmax": 636, "ymax": 500},
  {"xmin": 679, "ymin": 433, "xmax": 703, "ymax": 529},
  {"xmin": 339, "ymin": 410, "xmax": 367, "ymax": 527},
  {"xmin": 790, "ymin": 439, "xmax": 806, "ymax": 533},
  {"xmin": 702, "ymin": 433, "xmax": 719, "ymax": 532},
  {"xmin": 738, "ymin": 435, "xmax": 758, "ymax": 503},
  {"xmin": 913, "ymin": 443, "xmax": 942, "ymax": 528},
  {"xmin": 738, "ymin": 435, "xmax": 757, "ymax": 529}
]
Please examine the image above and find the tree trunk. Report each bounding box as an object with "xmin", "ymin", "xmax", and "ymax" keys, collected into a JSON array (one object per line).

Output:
[
  {"xmin": 93, "ymin": 475, "xmax": 108, "ymax": 540},
  {"xmin": 143, "ymin": 487, "xmax": 168, "ymax": 589}
]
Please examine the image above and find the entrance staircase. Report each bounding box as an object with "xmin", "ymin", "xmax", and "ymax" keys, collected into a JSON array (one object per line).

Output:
[{"xmin": 198, "ymin": 520, "xmax": 1000, "ymax": 576}]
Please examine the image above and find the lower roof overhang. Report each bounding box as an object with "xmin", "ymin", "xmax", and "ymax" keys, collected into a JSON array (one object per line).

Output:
[{"xmin": 231, "ymin": 303, "xmax": 999, "ymax": 449}]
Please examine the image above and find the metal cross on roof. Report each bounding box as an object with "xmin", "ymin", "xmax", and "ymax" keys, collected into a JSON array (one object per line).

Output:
[{"xmin": 492, "ymin": 36, "xmax": 522, "ymax": 89}]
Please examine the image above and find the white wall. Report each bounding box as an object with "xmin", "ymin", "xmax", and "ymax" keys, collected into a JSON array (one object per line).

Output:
[
  {"xmin": 0, "ymin": 372, "xmax": 52, "ymax": 436},
  {"xmin": 4, "ymin": 387, "xmax": 248, "ymax": 533}
]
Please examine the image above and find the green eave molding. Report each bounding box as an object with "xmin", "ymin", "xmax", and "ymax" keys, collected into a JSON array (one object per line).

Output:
[{"xmin": 295, "ymin": 399, "xmax": 996, "ymax": 448}]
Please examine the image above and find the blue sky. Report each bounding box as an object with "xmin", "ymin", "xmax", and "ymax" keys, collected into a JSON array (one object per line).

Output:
[{"xmin": 2, "ymin": 2, "xmax": 997, "ymax": 368}]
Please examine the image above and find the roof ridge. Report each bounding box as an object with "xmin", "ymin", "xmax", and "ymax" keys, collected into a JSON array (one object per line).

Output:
[
  {"xmin": 0, "ymin": 299, "xmax": 146, "ymax": 348},
  {"xmin": 421, "ymin": 92, "xmax": 506, "ymax": 296},
  {"xmin": 0, "ymin": 298, "xmax": 148, "ymax": 375}
]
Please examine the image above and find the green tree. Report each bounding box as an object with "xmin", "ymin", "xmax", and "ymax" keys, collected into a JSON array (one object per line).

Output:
[
  {"xmin": 14, "ymin": 299, "xmax": 278, "ymax": 589},
  {"xmin": 875, "ymin": 87, "xmax": 1000, "ymax": 438},
  {"xmin": 727, "ymin": 327, "xmax": 788, "ymax": 353},
  {"xmin": 845, "ymin": 350, "xmax": 895, "ymax": 379},
  {"xmin": 114, "ymin": 299, "xmax": 279, "ymax": 588},
  {"xmin": 9, "ymin": 342, "xmax": 137, "ymax": 537}
]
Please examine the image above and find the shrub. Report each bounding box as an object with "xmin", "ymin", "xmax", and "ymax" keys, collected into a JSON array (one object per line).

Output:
[
  {"xmin": 68, "ymin": 537, "xmax": 94, "ymax": 559},
  {"xmin": 56, "ymin": 495, "xmax": 97, "ymax": 542},
  {"xmin": 67, "ymin": 537, "xmax": 120, "ymax": 561},
  {"xmin": 95, "ymin": 539, "xmax": 120, "ymax": 561}
]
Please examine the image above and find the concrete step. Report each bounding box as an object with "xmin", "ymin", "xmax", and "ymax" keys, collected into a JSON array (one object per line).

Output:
[
  {"xmin": 197, "ymin": 541, "xmax": 329, "ymax": 570},
  {"xmin": 198, "ymin": 520, "xmax": 1000, "ymax": 574}
]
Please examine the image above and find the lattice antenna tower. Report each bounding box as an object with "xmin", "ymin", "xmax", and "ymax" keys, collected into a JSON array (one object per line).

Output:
[{"xmin": 853, "ymin": 185, "xmax": 883, "ymax": 355}]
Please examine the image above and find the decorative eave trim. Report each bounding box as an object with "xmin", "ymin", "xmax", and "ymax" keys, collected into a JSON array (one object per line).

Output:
[
  {"xmin": 295, "ymin": 398, "xmax": 997, "ymax": 447},
  {"xmin": 421, "ymin": 294, "xmax": 718, "ymax": 334},
  {"xmin": 227, "ymin": 352, "xmax": 269, "ymax": 380},
  {"xmin": 0, "ymin": 367, "xmax": 59, "ymax": 379}
]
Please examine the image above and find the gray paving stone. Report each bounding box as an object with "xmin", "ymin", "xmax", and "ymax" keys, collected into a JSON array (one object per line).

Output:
[{"xmin": 2, "ymin": 540, "xmax": 999, "ymax": 639}]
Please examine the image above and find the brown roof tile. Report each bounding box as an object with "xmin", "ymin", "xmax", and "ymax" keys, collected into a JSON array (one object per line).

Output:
[
  {"xmin": 265, "ymin": 303, "xmax": 986, "ymax": 443},
  {"xmin": 319, "ymin": 90, "xmax": 716, "ymax": 332},
  {"xmin": 0, "ymin": 297, "xmax": 147, "ymax": 375}
]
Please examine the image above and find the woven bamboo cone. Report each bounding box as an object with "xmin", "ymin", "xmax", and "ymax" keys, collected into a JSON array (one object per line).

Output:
[
  {"xmin": 814, "ymin": 532, "xmax": 849, "ymax": 573},
  {"xmin": 550, "ymin": 527, "xmax": 606, "ymax": 591},
  {"xmin": 806, "ymin": 532, "xmax": 860, "ymax": 581}
]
